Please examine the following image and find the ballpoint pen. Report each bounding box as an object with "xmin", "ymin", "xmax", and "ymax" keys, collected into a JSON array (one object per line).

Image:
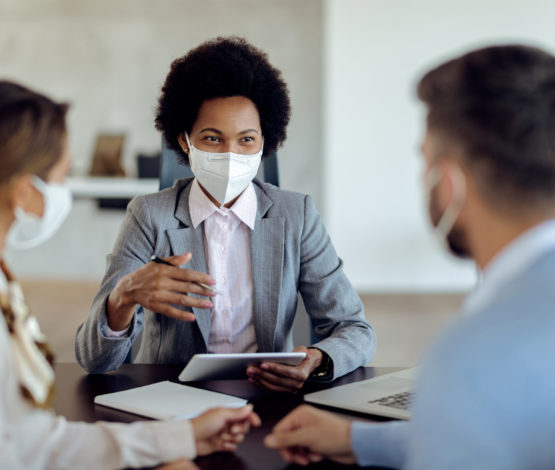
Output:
[{"xmin": 149, "ymin": 255, "xmax": 221, "ymax": 295}]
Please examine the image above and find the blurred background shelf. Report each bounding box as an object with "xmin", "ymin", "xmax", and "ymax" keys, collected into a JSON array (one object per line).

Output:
[{"xmin": 68, "ymin": 176, "xmax": 158, "ymax": 199}]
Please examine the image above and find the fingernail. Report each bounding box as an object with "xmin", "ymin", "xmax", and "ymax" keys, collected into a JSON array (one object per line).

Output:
[
  {"xmin": 260, "ymin": 363, "xmax": 269, "ymax": 370},
  {"xmin": 265, "ymin": 435, "xmax": 276, "ymax": 447},
  {"xmin": 204, "ymin": 301, "xmax": 213, "ymax": 308},
  {"xmin": 247, "ymin": 368, "xmax": 254, "ymax": 376}
]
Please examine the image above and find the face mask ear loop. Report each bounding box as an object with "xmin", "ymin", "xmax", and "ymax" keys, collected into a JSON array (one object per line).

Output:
[
  {"xmin": 435, "ymin": 165, "xmax": 467, "ymax": 240},
  {"xmin": 13, "ymin": 175, "xmax": 47, "ymax": 220},
  {"xmin": 184, "ymin": 132, "xmax": 192, "ymax": 152},
  {"xmin": 184, "ymin": 132, "xmax": 200, "ymax": 174}
]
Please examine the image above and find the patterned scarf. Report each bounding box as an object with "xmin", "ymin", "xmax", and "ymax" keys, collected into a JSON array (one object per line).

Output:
[{"xmin": 0, "ymin": 260, "xmax": 55, "ymax": 408}]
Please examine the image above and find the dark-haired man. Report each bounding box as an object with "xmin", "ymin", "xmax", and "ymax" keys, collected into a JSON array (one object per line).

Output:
[{"xmin": 265, "ymin": 44, "xmax": 555, "ymax": 468}]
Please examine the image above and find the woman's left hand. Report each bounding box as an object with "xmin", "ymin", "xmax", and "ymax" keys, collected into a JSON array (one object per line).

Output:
[{"xmin": 246, "ymin": 346, "xmax": 323, "ymax": 393}]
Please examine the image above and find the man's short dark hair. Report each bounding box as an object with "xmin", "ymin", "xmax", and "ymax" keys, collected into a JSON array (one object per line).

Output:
[
  {"xmin": 418, "ymin": 44, "xmax": 555, "ymax": 212},
  {"xmin": 155, "ymin": 36, "xmax": 290, "ymax": 164}
]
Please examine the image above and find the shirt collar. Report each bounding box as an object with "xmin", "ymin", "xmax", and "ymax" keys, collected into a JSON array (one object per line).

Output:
[
  {"xmin": 462, "ymin": 218, "xmax": 555, "ymax": 315},
  {"xmin": 189, "ymin": 178, "xmax": 257, "ymax": 230}
]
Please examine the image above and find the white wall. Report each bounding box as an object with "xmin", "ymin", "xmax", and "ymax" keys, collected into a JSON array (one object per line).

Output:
[
  {"xmin": 323, "ymin": 0, "xmax": 555, "ymax": 292},
  {"xmin": 5, "ymin": 0, "xmax": 555, "ymax": 291},
  {"xmin": 1, "ymin": 0, "xmax": 323, "ymax": 279}
]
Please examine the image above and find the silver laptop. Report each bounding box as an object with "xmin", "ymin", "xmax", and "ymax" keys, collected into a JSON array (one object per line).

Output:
[{"xmin": 304, "ymin": 367, "xmax": 417, "ymax": 420}]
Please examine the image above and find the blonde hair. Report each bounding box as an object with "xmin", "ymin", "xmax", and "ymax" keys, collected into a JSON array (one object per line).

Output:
[{"xmin": 0, "ymin": 81, "xmax": 68, "ymax": 186}]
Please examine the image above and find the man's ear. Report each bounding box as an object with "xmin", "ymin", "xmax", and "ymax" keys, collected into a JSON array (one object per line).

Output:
[
  {"xmin": 177, "ymin": 133, "xmax": 189, "ymax": 154},
  {"xmin": 442, "ymin": 160, "xmax": 468, "ymax": 207}
]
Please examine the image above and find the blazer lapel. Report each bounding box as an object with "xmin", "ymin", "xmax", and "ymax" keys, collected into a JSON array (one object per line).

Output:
[
  {"xmin": 166, "ymin": 182, "xmax": 211, "ymax": 348},
  {"xmin": 251, "ymin": 182, "xmax": 284, "ymax": 351}
]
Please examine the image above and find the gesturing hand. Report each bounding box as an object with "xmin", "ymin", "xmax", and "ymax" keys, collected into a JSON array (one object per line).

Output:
[
  {"xmin": 191, "ymin": 404, "xmax": 261, "ymax": 456},
  {"xmin": 107, "ymin": 252, "xmax": 216, "ymax": 331},
  {"xmin": 264, "ymin": 404, "xmax": 356, "ymax": 466}
]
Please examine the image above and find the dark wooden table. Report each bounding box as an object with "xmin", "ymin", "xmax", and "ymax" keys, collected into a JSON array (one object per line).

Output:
[{"xmin": 53, "ymin": 363, "xmax": 396, "ymax": 469}]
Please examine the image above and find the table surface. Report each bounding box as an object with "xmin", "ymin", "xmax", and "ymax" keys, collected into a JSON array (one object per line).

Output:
[{"xmin": 53, "ymin": 363, "xmax": 398, "ymax": 470}]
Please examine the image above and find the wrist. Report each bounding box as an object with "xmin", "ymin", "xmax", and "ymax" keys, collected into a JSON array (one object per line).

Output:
[
  {"xmin": 308, "ymin": 347, "xmax": 333, "ymax": 379},
  {"xmin": 307, "ymin": 347, "xmax": 323, "ymax": 370},
  {"xmin": 343, "ymin": 421, "xmax": 356, "ymax": 462},
  {"xmin": 106, "ymin": 289, "xmax": 134, "ymax": 331},
  {"xmin": 190, "ymin": 415, "xmax": 208, "ymax": 456},
  {"xmin": 190, "ymin": 416, "xmax": 200, "ymax": 443}
]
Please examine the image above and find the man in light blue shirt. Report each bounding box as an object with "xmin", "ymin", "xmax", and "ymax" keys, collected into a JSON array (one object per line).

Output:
[{"xmin": 264, "ymin": 44, "xmax": 555, "ymax": 469}]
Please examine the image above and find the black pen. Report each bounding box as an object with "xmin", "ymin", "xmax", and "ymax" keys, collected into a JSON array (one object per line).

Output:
[{"xmin": 149, "ymin": 255, "xmax": 221, "ymax": 295}]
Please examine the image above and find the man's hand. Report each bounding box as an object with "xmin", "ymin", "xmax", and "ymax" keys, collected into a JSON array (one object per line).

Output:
[
  {"xmin": 246, "ymin": 346, "xmax": 323, "ymax": 393},
  {"xmin": 191, "ymin": 404, "xmax": 261, "ymax": 456},
  {"xmin": 107, "ymin": 252, "xmax": 216, "ymax": 331},
  {"xmin": 264, "ymin": 405, "xmax": 356, "ymax": 466}
]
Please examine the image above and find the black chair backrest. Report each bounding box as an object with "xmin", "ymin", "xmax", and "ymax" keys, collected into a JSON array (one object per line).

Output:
[{"xmin": 159, "ymin": 138, "xmax": 279, "ymax": 190}]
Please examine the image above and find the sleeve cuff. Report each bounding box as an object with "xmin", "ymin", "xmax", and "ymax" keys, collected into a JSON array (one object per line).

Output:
[
  {"xmin": 98, "ymin": 297, "xmax": 137, "ymax": 339},
  {"xmin": 351, "ymin": 420, "xmax": 409, "ymax": 468},
  {"xmin": 150, "ymin": 419, "xmax": 197, "ymax": 461},
  {"xmin": 101, "ymin": 323, "xmax": 131, "ymax": 338}
]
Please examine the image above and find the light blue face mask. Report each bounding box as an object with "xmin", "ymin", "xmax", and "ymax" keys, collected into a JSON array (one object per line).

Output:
[
  {"xmin": 185, "ymin": 133, "xmax": 263, "ymax": 205},
  {"xmin": 7, "ymin": 176, "xmax": 73, "ymax": 250}
]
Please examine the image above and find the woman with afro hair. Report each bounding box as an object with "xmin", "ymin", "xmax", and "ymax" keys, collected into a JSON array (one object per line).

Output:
[{"xmin": 76, "ymin": 37, "xmax": 376, "ymax": 392}]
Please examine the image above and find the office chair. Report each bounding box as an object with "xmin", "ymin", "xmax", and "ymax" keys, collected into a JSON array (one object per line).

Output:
[{"xmin": 159, "ymin": 138, "xmax": 280, "ymax": 190}]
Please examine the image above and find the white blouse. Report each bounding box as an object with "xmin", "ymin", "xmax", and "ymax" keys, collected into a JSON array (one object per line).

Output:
[{"xmin": 0, "ymin": 271, "xmax": 196, "ymax": 469}]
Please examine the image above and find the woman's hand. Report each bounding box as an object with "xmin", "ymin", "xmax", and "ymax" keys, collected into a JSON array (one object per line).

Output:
[
  {"xmin": 246, "ymin": 346, "xmax": 323, "ymax": 393},
  {"xmin": 155, "ymin": 459, "xmax": 198, "ymax": 470},
  {"xmin": 106, "ymin": 252, "xmax": 216, "ymax": 331},
  {"xmin": 264, "ymin": 405, "xmax": 356, "ymax": 466},
  {"xmin": 191, "ymin": 404, "xmax": 262, "ymax": 456}
]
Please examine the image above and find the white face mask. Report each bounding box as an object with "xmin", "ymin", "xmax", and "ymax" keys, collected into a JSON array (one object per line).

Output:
[
  {"xmin": 185, "ymin": 133, "xmax": 262, "ymax": 205},
  {"xmin": 7, "ymin": 176, "xmax": 73, "ymax": 250},
  {"xmin": 424, "ymin": 164, "xmax": 467, "ymax": 253}
]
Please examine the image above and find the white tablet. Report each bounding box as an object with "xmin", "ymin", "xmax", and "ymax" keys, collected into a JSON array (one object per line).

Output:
[{"xmin": 178, "ymin": 352, "xmax": 307, "ymax": 382}]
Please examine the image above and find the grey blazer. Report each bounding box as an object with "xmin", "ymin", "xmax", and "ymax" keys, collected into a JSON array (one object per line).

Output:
[{"xmin": 75, "ymin": 178, "xmax": 376, "ymax": 378}]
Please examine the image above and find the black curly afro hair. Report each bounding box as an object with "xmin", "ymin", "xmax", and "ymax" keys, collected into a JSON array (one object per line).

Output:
[{"xmin": 155, "ymin": 36, "xmax": 291, "ymax": 164}]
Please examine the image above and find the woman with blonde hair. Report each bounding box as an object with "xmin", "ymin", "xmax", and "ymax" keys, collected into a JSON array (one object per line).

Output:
[{"xmin": 0, "ymin": 80, "xmax": 259, "ymax": 469}]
